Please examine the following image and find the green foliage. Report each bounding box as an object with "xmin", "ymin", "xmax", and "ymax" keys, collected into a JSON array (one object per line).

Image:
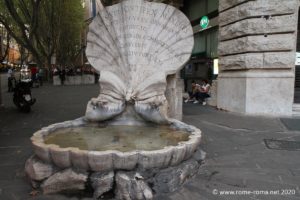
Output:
[
  {"xmin": 56, "ymin": 0, "xmax": 84, "ymax": 65},
  {"xmin": 0, "ymin": 0, "xmax": 84, "ymax": 67}
]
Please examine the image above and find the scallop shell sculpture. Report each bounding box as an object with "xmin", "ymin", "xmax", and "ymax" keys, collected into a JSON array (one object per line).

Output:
[
  {"xmin": 85, "ymin": 0, "xmax": 194, "ymax": 124},
  {"xmin": 29, "ymin": 0, "xmax": 200, "ymax": 172},
  {"xmin": 27, "ymin": 1, "xmax": 203, "ymax": 197}
]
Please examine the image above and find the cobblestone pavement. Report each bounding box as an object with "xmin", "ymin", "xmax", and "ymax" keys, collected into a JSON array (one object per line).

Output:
[{"xmin": 0, "ymin": 81, "xmax": 300, "ymax": 200}]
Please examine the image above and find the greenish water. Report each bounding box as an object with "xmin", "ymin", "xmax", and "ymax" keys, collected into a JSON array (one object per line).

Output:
[{"xmin": 44, "ymin": 125, "xmax": 189, "ymax": 152}]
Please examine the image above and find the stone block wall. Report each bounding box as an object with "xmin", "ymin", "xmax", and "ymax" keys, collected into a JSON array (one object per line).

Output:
[
  {"xmin": 207, "ymin": 80, "xmax": 218, "ymax": 107},
  {"xmin": 217, "ymin": 0, "xmax": 299, "ymax": 115}
]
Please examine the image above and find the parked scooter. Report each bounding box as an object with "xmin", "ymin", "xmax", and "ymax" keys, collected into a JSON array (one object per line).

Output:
[{"xmin": 13, "ymin": 68, "xmax": 36, "ymax": 112}]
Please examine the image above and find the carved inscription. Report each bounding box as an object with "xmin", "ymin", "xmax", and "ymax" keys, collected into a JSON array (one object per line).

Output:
[
  {"xmin": 86, "ymin": 0, "xmax": 193, "ymax": 75},
  {"xmin": 86, "ymin": 2, "xmax": 191, "ymax": 64}
]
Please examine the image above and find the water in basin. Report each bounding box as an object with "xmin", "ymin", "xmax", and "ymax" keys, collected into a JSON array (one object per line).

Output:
[{"xmin": 44, "ymin": 125, "xmax": 190, "ymax": 152}]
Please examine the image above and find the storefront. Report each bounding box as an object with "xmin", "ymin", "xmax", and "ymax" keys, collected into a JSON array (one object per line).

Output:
[{"xmin": 181, "ymin": 0, "xmax": 219, "ymax": 91}]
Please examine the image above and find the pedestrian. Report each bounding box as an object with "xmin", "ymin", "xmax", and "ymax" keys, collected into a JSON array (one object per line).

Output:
[
  {"xmin": 53, "ymin": 66, "xmax": 57, "ymax": 75},
  {"xmin": 7, "ymin": 67, "xmax": 15, "ymax": 92},
  {"xmin": 59, "ymin": 67, "xmax": 66, "ymax": 85},
  {"xmin": 76, "ymin": 67, "xmax": 82, "ymax": 75},
  {"xmin": 30, "ymin": 66, "xmax": 37, "ymax": 83},
  {"xmin": 38, "ymin": 67, "xmax": 44, "ymax": 86}
]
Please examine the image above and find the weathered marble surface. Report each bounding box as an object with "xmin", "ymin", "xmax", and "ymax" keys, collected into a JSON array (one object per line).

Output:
[
  {"xmin": 85, "ymin": 0, "xmax": 194, "ymax": 123},
  {"xmin": 41, "ymin": 169, "xmax": 88, "ymax": 194},
  {"xmin": 115, "ymin": 172, "xmax": 154, "ymax": 200},
  {"xmin": 25, "ymin": 155, "xmax": 57, "ymax": 181},
  {"xmin": 165, "ymin": 74, "xmax": 184, "ymax": 121},
  {"xmin": 91, "ymin": 171, "xmax": 114, "ymax": 198},
  {"xmin": 31, "ymin": 118, "xmax": 202, "ymax": 171},
  {"xmin": 26, "ymin": 148, "xmax": 205, "ymax": 199}
]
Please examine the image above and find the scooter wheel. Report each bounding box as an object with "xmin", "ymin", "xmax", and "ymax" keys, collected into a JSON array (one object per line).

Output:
[{"xmin": 22, "ymin": 106, "xmax": 31, "ymax": 113}]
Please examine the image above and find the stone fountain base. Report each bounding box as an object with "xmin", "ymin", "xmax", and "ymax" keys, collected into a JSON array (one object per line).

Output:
[
  {"xmin": 25, "ymin": 117, "xmax": 204, "ymax": 199},
  {"xmin": 25, "ymin": 148, "xmax": 205, "ymax": 199}
]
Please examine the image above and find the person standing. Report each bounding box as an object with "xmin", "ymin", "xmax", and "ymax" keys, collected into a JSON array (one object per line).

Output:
[
  {"xmin": 38, "ymin": 67, "xmax": 44, "ymax": 86},
  {"xmin": 7, "ymin": 68, "xmax": 15, "ymax": 92},
  {"xmin": 59, "ymin": 67, "xmax": 66, "ymax": 85},
  {"xmin": 30, "ymin": 66, "xmax": 37, "ymax": 82}
]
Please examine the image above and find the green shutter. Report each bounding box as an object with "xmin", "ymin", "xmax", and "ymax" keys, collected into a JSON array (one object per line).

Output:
[
  {"xmin": 192, "ymin": 32, "xmax": 206, "ymax": 55},
  {"xmin": 206, "ymin": 28, "xmax": 218, "ymax": 58}
]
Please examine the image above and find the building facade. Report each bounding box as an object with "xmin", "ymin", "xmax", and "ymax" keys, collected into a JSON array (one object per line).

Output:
[
  {"xmin": 217, "ymin": 0, "xmax": 298, "ymax": 116},
  {"xmin": 0, "ymin": 24, "xmax": 21, "ymax": 67},
  {"xmin": 182, "ymin": 0, "xmax": 299, "ymax": 116},
  {"xmin": 85, "ymin": 0, "xmax": 300, "ymax": 116},
  {"xmin": 182, "ymin": 0, "xmax": 219, "ymax": 91}
]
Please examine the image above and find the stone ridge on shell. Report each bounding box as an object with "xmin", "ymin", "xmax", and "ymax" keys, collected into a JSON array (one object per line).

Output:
[{"xmin": 86, "ymin": 0, "xmax": 194, "ymax": 80}]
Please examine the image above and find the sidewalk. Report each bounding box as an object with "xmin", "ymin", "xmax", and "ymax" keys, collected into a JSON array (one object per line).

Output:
[{"xmin": 0, "ymin": 84, "xmax": 299, "ymax": 200}]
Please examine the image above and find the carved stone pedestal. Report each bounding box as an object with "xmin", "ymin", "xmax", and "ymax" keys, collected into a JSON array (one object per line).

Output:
[{"xmin": 25, "ymin": 149, "xmax": 205, "ymax": 200}]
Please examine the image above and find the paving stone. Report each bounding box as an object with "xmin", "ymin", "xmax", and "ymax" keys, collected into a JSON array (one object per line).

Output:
[{"xmin": 280, "ymin": 118, "xmax": 300, "ymax": 131}]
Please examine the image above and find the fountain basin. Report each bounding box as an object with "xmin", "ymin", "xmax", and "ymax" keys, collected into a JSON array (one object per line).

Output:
[{"xmin": 31, "ymin": 118, "xmax": 201, "ymax": 171}]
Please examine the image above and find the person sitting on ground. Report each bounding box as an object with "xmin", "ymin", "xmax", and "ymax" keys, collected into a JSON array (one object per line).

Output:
[
  {"xmin": 193, "ymin": 79, "xmax": 210, "ymax": 105},
  {"xmin": 184, "ymin": 80, "xmax": 198, "ymax": 103}
]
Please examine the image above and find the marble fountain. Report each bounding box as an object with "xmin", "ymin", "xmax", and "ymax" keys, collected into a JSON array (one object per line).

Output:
[{"xmin": 25, "ymin": 0, "xmax": 205, "ymax": 199}]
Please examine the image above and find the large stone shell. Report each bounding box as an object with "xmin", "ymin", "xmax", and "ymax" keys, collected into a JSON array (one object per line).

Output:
[{"xmin": 86, "ymin": 0, "xmax": 194, "ymax": 94}]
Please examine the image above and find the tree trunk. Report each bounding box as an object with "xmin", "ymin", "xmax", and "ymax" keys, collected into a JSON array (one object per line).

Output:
[{"xmin": 46, "ymin": 56, "xmax": 52, "ymax": 82}]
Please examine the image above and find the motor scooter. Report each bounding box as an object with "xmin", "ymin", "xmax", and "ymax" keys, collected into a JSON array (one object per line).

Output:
[
  {"xmin": 13, "ymin": 80, "xmax": 36, "ymax": 112},
  {"xmin": 13, "ymin": 68, "xmax": 36, "ymax": 112}
]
